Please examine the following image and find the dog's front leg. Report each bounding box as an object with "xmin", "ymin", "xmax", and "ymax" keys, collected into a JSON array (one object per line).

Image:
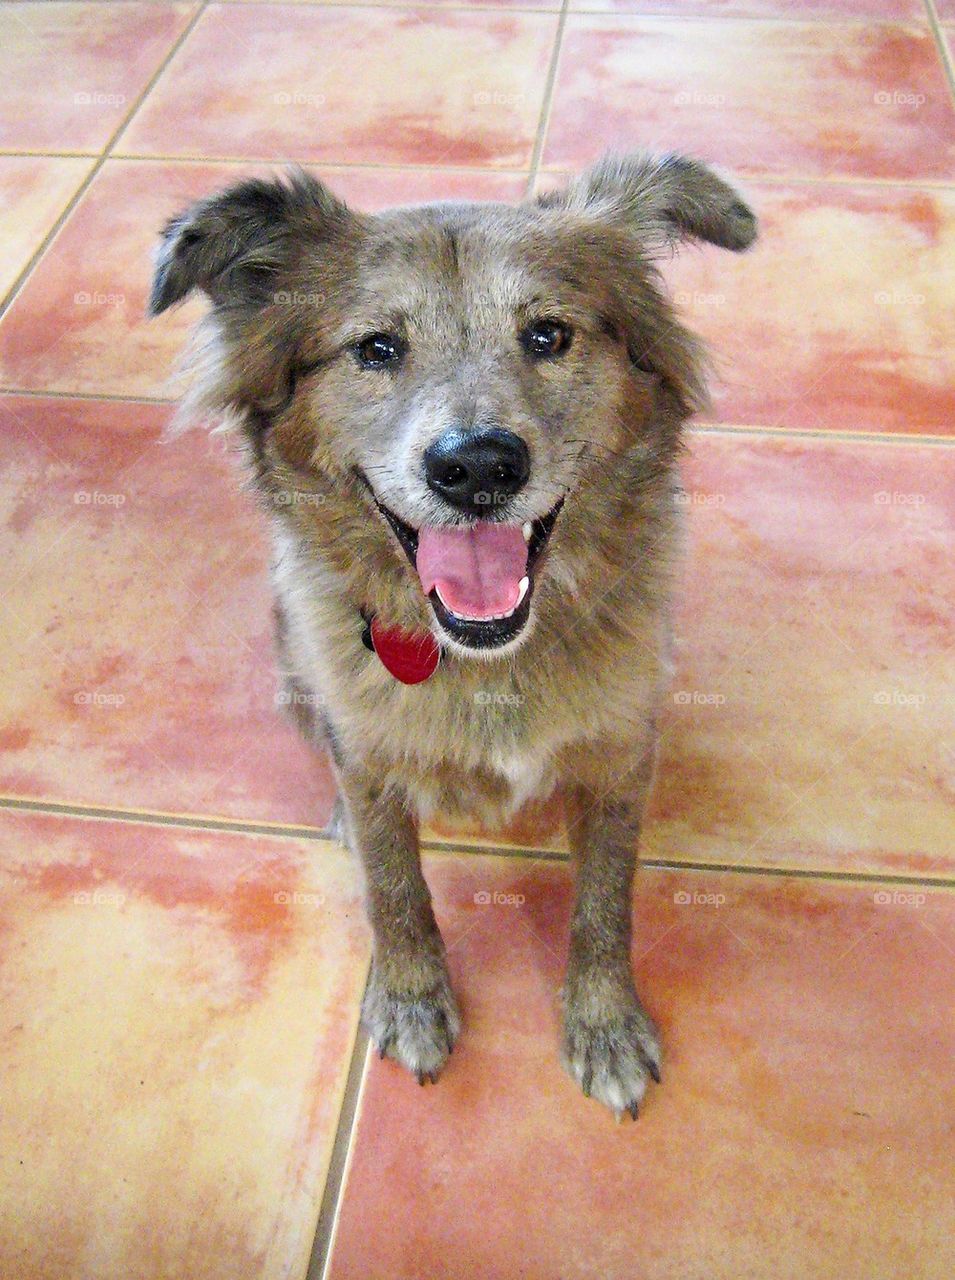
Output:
[
  {"xmin": 337, "ymin": 765, "xmax": 460, "ymax": 1084},
  {"xmin": 562, "ymin": 753, "xmax": 662, "ymax": 1118}
]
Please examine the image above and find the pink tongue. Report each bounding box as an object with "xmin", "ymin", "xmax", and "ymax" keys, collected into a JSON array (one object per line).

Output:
[{"xmin": 416, "ymin": 523, "xmax": 528, "ymax": 620}]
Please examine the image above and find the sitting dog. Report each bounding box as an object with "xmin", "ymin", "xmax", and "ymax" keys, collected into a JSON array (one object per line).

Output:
[{"xmin": 150, "ymin": 152, "xmax": 756, "ymax": 1117}]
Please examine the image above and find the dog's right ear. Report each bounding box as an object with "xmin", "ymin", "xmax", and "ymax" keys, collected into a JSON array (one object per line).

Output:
[{"xmin": 148, "ymin": 169, "xmax": 352, "ymax": 316}]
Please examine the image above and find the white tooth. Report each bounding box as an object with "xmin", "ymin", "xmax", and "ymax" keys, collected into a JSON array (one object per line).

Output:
[
  {"xmin": 515, "ymin": 576, "xmax": 530, "ymax": 607},
  {"xmin": 523, "ymin": 522, "xmax": 533, "ymax": 543}
]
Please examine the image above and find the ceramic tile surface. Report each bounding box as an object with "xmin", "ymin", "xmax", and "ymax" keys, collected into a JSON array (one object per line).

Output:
[
  {"xmin": 0, "ymin": 395, "xmax": 336, "ymax": 826},
  {"xmin": 326, "ymin": 853, "xmax": 955, "ymax": 1280},
  {"xmin": 543, "ymin": 17, "xmax": 955, "ymax": 180},
  {"xmin": 118, "ymin": 4, "xmax": 558, "ymax": 167},
  {"xmin": 0, "ymin": 810, "xmax": 368, "ymax": 1280},
  {"xmin": 0, "ymin": 156, "xmax": 93, "ymax": 303},
  {"xmin": 0, "ymin": 2, "xmax": 197, "ymax": 154}
]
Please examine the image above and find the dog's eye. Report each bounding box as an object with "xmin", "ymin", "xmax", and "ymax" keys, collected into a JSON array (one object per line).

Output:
[
  {"xmin": 355, "ymin": 332, "xmax": 404, "ymax": 369},
  {"xmin": 521, "ymin": 319, "xmax": 573, "ymax": 360}
]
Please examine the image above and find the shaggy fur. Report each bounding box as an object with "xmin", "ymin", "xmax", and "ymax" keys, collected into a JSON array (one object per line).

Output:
[{"xmin": 150, "ymin": 152, "xmax": 756, "ymax": 1116}]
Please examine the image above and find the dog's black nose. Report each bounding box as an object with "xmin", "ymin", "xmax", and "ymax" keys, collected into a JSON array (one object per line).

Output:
[{"xmin": 423, "ymin": 428, "xmax": 530, "ymax": 514}]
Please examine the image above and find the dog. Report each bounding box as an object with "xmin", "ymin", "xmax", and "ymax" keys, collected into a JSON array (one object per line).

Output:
[{"xmin": 150, "ymin": 152, "xmax": 756, "ymax": 1117}]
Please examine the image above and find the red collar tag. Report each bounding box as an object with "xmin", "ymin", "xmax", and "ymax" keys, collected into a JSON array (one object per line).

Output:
[{"xmin": 369, "ymin": 616, "xmax": 441, "ymax": 684}]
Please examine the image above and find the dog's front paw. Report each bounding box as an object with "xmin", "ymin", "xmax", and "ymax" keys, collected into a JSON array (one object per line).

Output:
[
  {"xmin": 362, "ymin": 959, "xmax": 461, "ymax": 1085},
  {"xmin": 563, "ymin": 982, "xmax": 662, "ymax": 1118}
]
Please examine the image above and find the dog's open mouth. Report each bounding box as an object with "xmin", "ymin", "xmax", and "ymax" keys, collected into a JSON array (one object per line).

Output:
[{"xmin": 360, "ymin": 474, "xmax": 562, "ymax": 650}]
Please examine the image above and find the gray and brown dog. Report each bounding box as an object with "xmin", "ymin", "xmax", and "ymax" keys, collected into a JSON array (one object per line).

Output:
[{"xmin": 150, "ymin": 152, "xmax": 756, "ymax": 1117}]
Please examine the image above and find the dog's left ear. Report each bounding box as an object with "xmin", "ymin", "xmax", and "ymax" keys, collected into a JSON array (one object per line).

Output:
[{"xmin": 545, "ymin": 151, "xmax": 757, "ymax": 252}]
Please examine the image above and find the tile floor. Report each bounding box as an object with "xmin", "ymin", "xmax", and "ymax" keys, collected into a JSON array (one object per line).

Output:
[{"xmin": 0, "ymin": 2, "xmax": 952, "ymax": 1277}]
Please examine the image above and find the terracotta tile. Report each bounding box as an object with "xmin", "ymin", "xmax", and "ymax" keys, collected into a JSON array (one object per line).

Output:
[
  {"xmin": 0, "ymin": 159, "xmax": 529, "ymax": 398},
  {"xmin": 0, "ymin": 2, "xmax": 196, "ymax": 154},
  {"xmin": 543, "ymin": 17, "xmax": 955, "ymax": 180},
  {"xmin": 118, "ymin": 4, "xmax": 557, "ymax": 166},
  {"xmin": 0, "ymin": 156, "xmax": 93, "ymax": 303},
  {"xmin": 568, "ymin": 0, "xmax": 924, "ymax": 14},
  {"xmin": 326, "ymin": 853, "xmax": 955, "ymax": 1280},
  {"xmin": 0, "ymin": 810, "xmax": 368, "ymax": 1280},
  {"xmin": 0, "ymin": 395, "xmax": 336, "ymax": 826},
  {"xmin": 667, "ymin": 181, "xmax": 953, "ymax": 435},
  {"xmin": 646, "ymin": 432, "xmax": 954, "ymax": 878}
]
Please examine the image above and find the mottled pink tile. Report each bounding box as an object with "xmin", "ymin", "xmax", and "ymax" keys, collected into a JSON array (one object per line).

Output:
[
  {"xmin": 569, "ymin": 0, "xmax": 924, "ymax": 14},
  {"xmin": 118, "ymin": 4, "xmax": 557, "ymax": 166},
  {"xmin": 0, "ymin": 159, "xmax": 528, "ymax": 398},
  {"xmin": 0, "ymin": 156, "xmax": 93, "ymax": 302},
  {"xmin": 544, "ymin": 17, "xmax": 955, "ymax": 179},
  {"xmin": 326, "ymin": 853, "xmax": 955, "ymax": 1280},
  {"xmin": 0, "ymin": 2, "xmax": 196, "ymax": 153},
  {"xmin": 0, "ymin": 809, "xmax": 368, "ymax": 1280},
  {"xmin": 665, "ymin": 181, "xmax": 953, "ymax": 435},
  {"xmin": 0, "ymin": 395, "xmax": 336, "ymax": 826},
  {"xmin": 646, "ymin": 432, "xmax": 955, "ymax": 878}
]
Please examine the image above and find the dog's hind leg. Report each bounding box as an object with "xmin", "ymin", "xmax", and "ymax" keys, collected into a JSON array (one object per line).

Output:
[
  {"xmin": 336, "ymin": 764, "xmax": 460, "ymax": 1085},
  {"xmin": 560, "ymin": 742, "xmax": 662, "ymax": 1119}
]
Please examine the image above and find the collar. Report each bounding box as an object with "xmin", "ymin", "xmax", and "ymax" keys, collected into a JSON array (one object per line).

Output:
[{"xmin": 361, "ymin": 611, "xmax": 442, "ymax": 684}]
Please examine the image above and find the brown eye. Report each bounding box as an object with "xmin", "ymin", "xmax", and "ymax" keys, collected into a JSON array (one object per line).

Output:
[
  {"xmin": 355, "ymin": 332, "xmax": 404, "ymax": 369},
  {"xmin": 521, "ymin": 318, "xmax": 573, "ymax": 359}
]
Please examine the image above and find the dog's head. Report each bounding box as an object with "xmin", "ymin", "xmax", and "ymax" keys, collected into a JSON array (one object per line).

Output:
[{"xmin": 151, "ymin": 153, "xmax": 755, "ymax": 658}]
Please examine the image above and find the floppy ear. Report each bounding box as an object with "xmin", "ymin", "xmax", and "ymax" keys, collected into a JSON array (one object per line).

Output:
[
  {"xmin": 547, "ymin": 151, "xmax": 757, "ymax": 252},
  {"xmin": 148, "ymin": 168, "xmax": 352, "ymax": 315}
]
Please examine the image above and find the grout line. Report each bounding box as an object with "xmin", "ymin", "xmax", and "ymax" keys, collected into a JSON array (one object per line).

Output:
[
  {"xmin": 526, "ymin": 0, "xmax": 569, "ymax": 194},
  {"xmin": 0, "ymin": 2, "xmax": 208, "ymax": 321},
  {"xmin": 924, "ymin": 0, "xmax": 955, "ymax": 103},
  {"xmin": 0, "ymin": 388, "xmax": 174, "ymax": 405},
  {"xmin": 3, "ymin": 155, "xmax": 952, "ymax": 194},
  {"xmin": 25, "ymin": 0, "xmax": 939, "ymax": 22},
  {"xmin": 2, "ymin": 797, "xmax": 951, "ymax": 891},
  {"xmin": 0, "ymin": 794, "xmax": 335, "ymax": 842},
  {"xmin": 687, "ymin": 422, "xmax": 955, "ymax": 447},
  {"xmin": 306, "ymin": 1006, "xmax": 372, "ymax": 1280}
]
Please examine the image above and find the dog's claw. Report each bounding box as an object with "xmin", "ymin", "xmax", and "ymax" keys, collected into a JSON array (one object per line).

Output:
[
  {"xmin": 646, "ymin": 1059, "xmax": 661, "ymax": 1085},
  {"xmin": 581, "ymin": 1065, "xmax": 593, "ymax": 1098},
  {"xmin": 627, "ymin": 1100, "xmax": 640, "ymax": 1121}
]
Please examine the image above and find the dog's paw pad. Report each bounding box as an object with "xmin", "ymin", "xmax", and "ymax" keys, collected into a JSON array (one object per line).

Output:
[
  {"xmin": 563, "ymin": 1005, "xmax": 662, "ymax": 1118},
  {"xmin": 362, "ymin": 967, "xmax": 460, "ymax": 1082}
]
